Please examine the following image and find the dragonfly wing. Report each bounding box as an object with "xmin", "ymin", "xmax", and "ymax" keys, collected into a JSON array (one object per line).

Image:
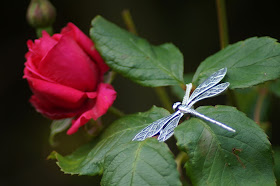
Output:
[
  {"xmin": 188, "ymin": 82, "xmax": 230, "ymax": 108},
  {"xmin": 157, "ymin": 113, "xmax": 184, "ymax": 142},
  {"xmin": 132, "ymin": 111, "xmax": 180, "ymax": 141},
  {"xmin": 187, "ymin": 68, "xmax": 227, "ymax": 105}
]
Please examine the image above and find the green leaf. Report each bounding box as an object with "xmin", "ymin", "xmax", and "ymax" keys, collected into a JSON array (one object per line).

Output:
[
  {"xmin": 174, "ymin": 105, "xmax": 275, "ymax": 185},
  {"xmin": 101, "ymin": 138, "xmax": 181, "ymax": 186},
  {"xmin": 269, "ymin": 79, "xmax": 280, "ymax": 97},
  {"xmin": 90, "ymin": 16, "xmax": 184, "ymax": 87},
  {"xmin": 49, "ymin": 118, "xmax": 72, "ymax": 146},
  {"xmin": 273, "ymin": 146, "xmax": 280, "ymax": 183},
  {"xmin": 234, "ymin": 87, "xmax": 258, "ymax": 118},
  {"xmin": 235, "ymin": 87, "xmax": 271, "ymax": 124},
  {"xmin": 193, "ymin": 37, "xmax": 280, "ymax": 89},
  {"xmin": 50, "ymin": 106, "xmax": 170, "ymax": 175}
]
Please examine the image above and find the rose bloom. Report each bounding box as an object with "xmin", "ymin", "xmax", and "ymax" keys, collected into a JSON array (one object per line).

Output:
[{"xmin": 24, "ymin": 23, "xmax": 116, "ymax": 135}]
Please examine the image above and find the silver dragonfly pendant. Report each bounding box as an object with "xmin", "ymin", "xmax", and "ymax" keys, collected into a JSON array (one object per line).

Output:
[{"xmin": 132, "ymin": 67, "xmax": 236, "ymax": 142}]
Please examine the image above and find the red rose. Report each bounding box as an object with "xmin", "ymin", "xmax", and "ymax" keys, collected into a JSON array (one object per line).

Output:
[{"xmin": 24, "ymin": 23, "xmax": 116, "ymax": 135}]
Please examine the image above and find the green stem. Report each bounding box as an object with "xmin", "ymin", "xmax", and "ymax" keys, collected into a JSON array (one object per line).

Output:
[
  {"xmin": 121, "ymin": 9, "xmax": 138, "ymax": 35},
  {"xmin": 108, "ymin": 106, "xmax": 125, "ymax": 117},
  {"xmin": 85, "ymin": 118, "xmax": 103, "ymax": 136},
  {"xmin": 253, "ymin": 88, "xmax": 268, "ymax": 125},
  {"xmin": 216, "ymin": 0, "xmax": 238, "ymax": 107},
  {"xmin": 226, "ymin": 89, "xmax": 238, "ymax": 108},
  {"xmin": 121, "ymin": 9, "xmax": 173, "ymax": 112},
  {"xmin": 105, "ymin": 71, "xmax": 117, "ymax": 84},
  {"xmin": 175, "ymin": 151, "xmax": 188, "ymax": 181},
  {"xmin": 154, "ymin": 87, "xmax": 173, "ymax": 112},
  {"xmin": 36, "ymin": 26, "xmax": 53, "ymax": 37},
  {"xmin": 216, "ymin": 0, "xmax": 229, "ymax": 49}
]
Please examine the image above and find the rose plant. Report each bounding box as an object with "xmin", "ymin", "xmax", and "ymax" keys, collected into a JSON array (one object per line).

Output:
[
  {"xmin": 24, "ymin": 1, "xmax": 280, "ymax": 185},
  {"xmin": 24, "ymin": 23, "xmax": 116, "ymax": 135}
]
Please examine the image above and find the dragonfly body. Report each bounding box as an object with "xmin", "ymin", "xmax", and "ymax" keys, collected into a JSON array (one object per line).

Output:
[{"xmin": 133, "ymin": 68, "xmax": 236, "ymax": 142}]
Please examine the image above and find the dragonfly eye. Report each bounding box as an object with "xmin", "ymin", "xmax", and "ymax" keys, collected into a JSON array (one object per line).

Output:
[{"xmin": 172, "ymin": 102, "xmax": 181, "ymax": 111}]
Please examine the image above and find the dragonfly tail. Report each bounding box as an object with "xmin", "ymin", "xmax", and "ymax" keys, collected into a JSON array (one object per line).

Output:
[{"xmin": 189, "ymin": 108, "xmax": 236, "ymax": 132}]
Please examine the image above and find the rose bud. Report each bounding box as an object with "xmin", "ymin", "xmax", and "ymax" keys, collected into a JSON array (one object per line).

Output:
[
  {"xmin": 26, "ymin": 0, "xmax": 56, "ymax": 28},
  {"xmin": 24, "ymin": 23, "xmax": 117, "ymax": 135}
]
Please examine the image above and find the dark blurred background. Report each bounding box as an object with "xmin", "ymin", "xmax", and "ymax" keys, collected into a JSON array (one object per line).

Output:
[{"xmin": 2, "ymin": 0, "xmax": 280, "ymax": 185}]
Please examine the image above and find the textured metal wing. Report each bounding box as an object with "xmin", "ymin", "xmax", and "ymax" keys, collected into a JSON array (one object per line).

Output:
[
  {"xmin": 187, "ymin": 82, "xmax": 230, "ymax": 108},
  {"xmin": 187, "ymin": 68, "xmax": 227, "ymax": 105},
  {"xmin": 157, "ymin": 113, "xmax": 184, "ymax": 142},
  {"xmin": 132, "ymin": 111, "xmax": 181, "ymax": 141}
]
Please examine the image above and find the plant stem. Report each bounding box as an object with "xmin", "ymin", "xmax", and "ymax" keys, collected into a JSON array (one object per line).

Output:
[
  {"xmin": 108, "ymin": 106, "xmax": 125, "ymax": 117},
  {"xmin": 105, "ymin": 71, "xmax": 117, "ymax": 84},
  {"xmin": 121, "ymin": 9, "xmax": 173, "ymax": 112},
  {"xmin": 216, "ymin": 0, "xmax": 238, "ymax": 108},
  {"xmin": 216, "ymin": 0, "xmax": 229, "ymax": 49},
  {"xmin": 175, "ymin": 151, "xmax": 188, "ymax": 180},
  {"xmin": 105, "ymin": 10, "xmax": 138, "ymax": 84},
  {"xmin": 121, "ymin": 9, "xmax": 138, "ymax": 35},
  {"xmin": 154, "ymin": 87, "xmax": 173, "ymax": 112},
  {"xmin": 227, "ymin": 89, "xmax": 238, "ymax": 107},
  {"xmin": 36, "ymin": 27, "xmax": 53, "ymax": 37},
  {"xmin": 85, "ymin": 118, "xmax": 103, "ymax": 136},
  {"xmin": 253, "ymin": 88, "xmax": 268, "ymax": 125}
]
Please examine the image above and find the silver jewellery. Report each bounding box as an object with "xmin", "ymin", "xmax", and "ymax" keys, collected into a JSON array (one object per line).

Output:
[{"xmin": 132, "ymin": 68, "xmax": 235, "ymax": 142}]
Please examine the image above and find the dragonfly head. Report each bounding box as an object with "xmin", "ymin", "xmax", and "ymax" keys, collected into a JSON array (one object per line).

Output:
[{"xmin": 172, "ymin": 102, "xmax": 182, "ymax": 111}]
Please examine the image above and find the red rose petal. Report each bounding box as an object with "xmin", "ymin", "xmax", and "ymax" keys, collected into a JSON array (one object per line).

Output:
[
  {"xmin": 30, "ymin": 95, "xmax": 78, "ymax": 119},
  {"xmin": 89, "ymin": 83, "xmax": 117, "ymax": 119},
  {"xmin": 26, "ymin": 31, "xmax": 58, "ymax": 68},
  {"xmin": 27, "ymin": 77, "xmax": 88, "ymax": 109},
  {"xmin": 61, "ymin": 23, "xmax": 109, "ymax": 75},
  {"xmin": 24, "ymin": 59, "xmax": 56, "ymax": 83},
  {"xmin": 38, "ymin": 34, "xmax": 99, "ymax": 92},
  {"xmin": 67, "ymin": 83, "xmax": 117, "ymax": 135}
]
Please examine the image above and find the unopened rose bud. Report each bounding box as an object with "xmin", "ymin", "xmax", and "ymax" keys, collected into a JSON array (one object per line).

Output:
[{"xmin": 26, "ymin": 0, "xmax": 56, "ymax": 28}]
